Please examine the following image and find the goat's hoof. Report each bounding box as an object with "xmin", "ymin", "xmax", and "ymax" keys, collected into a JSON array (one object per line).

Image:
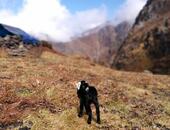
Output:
[
  {"xmin": 78, "ymin": 114, "xmax": 83, "ymax": 118},
  {"xmin": 97, "ymin": 120, "xmax": 101, "ymax": 124},
  {"xmin": 87, "ymin": 120, "xmax": 91, "ymax": 124}
]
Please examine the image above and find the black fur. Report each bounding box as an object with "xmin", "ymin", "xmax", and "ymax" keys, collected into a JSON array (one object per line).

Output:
[{"xmin": 76, "ymin": 80, "xmax": 101, "ymax": 124}]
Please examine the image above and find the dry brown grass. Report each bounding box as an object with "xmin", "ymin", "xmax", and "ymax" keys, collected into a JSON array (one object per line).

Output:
[
  {"xmin": 0, "ymin": 48, "xmax": 8, "ymax": 58},
  {"xmin": 0, "ymin": 50, "xmax": 170, "ymax": 130}
]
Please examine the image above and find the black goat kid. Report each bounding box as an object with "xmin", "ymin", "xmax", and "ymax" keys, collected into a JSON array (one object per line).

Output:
[{"xmin": 76, "ymin": 80, "xmax": 101, "ymax": 124}]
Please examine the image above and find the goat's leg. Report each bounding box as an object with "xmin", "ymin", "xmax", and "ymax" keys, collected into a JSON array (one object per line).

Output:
[
  {"xmin": 85, "ymin": 103, "xmax": 92, "ymax": 124},
  {"xmin": 93, "ymin": 97, "xmax": 101, "ymax": 124},
  {"xmin": 78, "ymin": 98, "xmax": 84, "ymax": 117},
  {"xmin": 94, "ymin": 101, "xmax": 101, "ymax": 124}
]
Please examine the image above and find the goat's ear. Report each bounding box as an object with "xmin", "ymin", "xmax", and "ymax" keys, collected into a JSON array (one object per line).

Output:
[{"xmin": 76, "ymin": 82, "xmax": 81, "ymax": 90}]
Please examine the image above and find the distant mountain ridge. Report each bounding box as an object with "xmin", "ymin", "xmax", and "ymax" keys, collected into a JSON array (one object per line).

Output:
[
  {"xmin": 113, "ymin": 0, "xmax": 170, "ymax": 74},
  {"xmin": 54, "ymin": 21, "xmax": 131, "ymax": 66},
  {"xmin": 0, "ymin": 23, "xmax": 38, "ymax": 44}
]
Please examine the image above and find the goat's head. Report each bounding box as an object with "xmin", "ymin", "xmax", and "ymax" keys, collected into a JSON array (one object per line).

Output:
[{"xmin": 76, "ymin": 80, "xmax": 89, "ymax": 97}]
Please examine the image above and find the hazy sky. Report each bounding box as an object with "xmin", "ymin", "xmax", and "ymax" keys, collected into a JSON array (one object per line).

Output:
[
  {"xmin": 0, "ymin": 0, "xmax": 147, "ymax": 42},
  {"xmin": 0, "ymin": 0, "xmax": 124, "ymax": 18},
  {"xmin": 60, "ymin": 0, "xmax": 125, "ymax": 19}
]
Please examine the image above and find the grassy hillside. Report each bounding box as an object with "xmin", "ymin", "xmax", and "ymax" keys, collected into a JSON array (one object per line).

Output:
[{"xmin": 0, "ymin": 50, "xmax": 170, "ymax": 130}]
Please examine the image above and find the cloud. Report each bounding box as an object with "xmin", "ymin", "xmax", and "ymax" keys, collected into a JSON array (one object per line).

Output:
[
  {"xmin": 0, "ymin": 0, "xmax": 107, "ymax": 42},
  {"xmin": 69, "ymin": 8, "xmax": 107, "ymax": 35},
  {"xmin": 113, "ymin": 0, "xmax": 147, "ymax": 25}
]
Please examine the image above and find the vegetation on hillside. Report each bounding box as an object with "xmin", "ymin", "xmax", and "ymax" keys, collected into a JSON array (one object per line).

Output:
[{"xmin": 0, "ymin": 49, "xmax": 170, "ymax": 130}]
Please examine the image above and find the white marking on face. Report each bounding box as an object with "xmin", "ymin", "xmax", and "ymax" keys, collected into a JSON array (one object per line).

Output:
[
  {"xmin": 85, "ymin": 87, "xmax": 89, "ymax": 92},
  {"xmin": 76, "ymin": 82, "xmax": 81, "ymax": 90}
]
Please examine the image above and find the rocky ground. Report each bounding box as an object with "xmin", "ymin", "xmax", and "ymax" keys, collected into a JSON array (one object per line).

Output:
[
  {"xmin": 0, "ymin": 35, "xmax": 34, "ymax": 57},
  {"xmin": 0, "ymin": 48, "xmax": 170, "ymax": 130}
]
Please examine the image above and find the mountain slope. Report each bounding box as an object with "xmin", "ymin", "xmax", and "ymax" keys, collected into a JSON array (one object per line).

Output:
[
  {"xmin": 0, "ymin": 50, "xmax": 170, "ymax": 129},
  {"xmin": 0, "ymin": 24, "xmax": 14, "ymax": 36},
  {"xmin": 0, "ymin": 23, "xmax": 38, "ymax": 44},
  {"xmin": 54, "ymin": 22, "xmax": 131, "ymax": 66},
  {"xmin": 113, "ymin": 0, "xmax": 170, "ymax": 74}
]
